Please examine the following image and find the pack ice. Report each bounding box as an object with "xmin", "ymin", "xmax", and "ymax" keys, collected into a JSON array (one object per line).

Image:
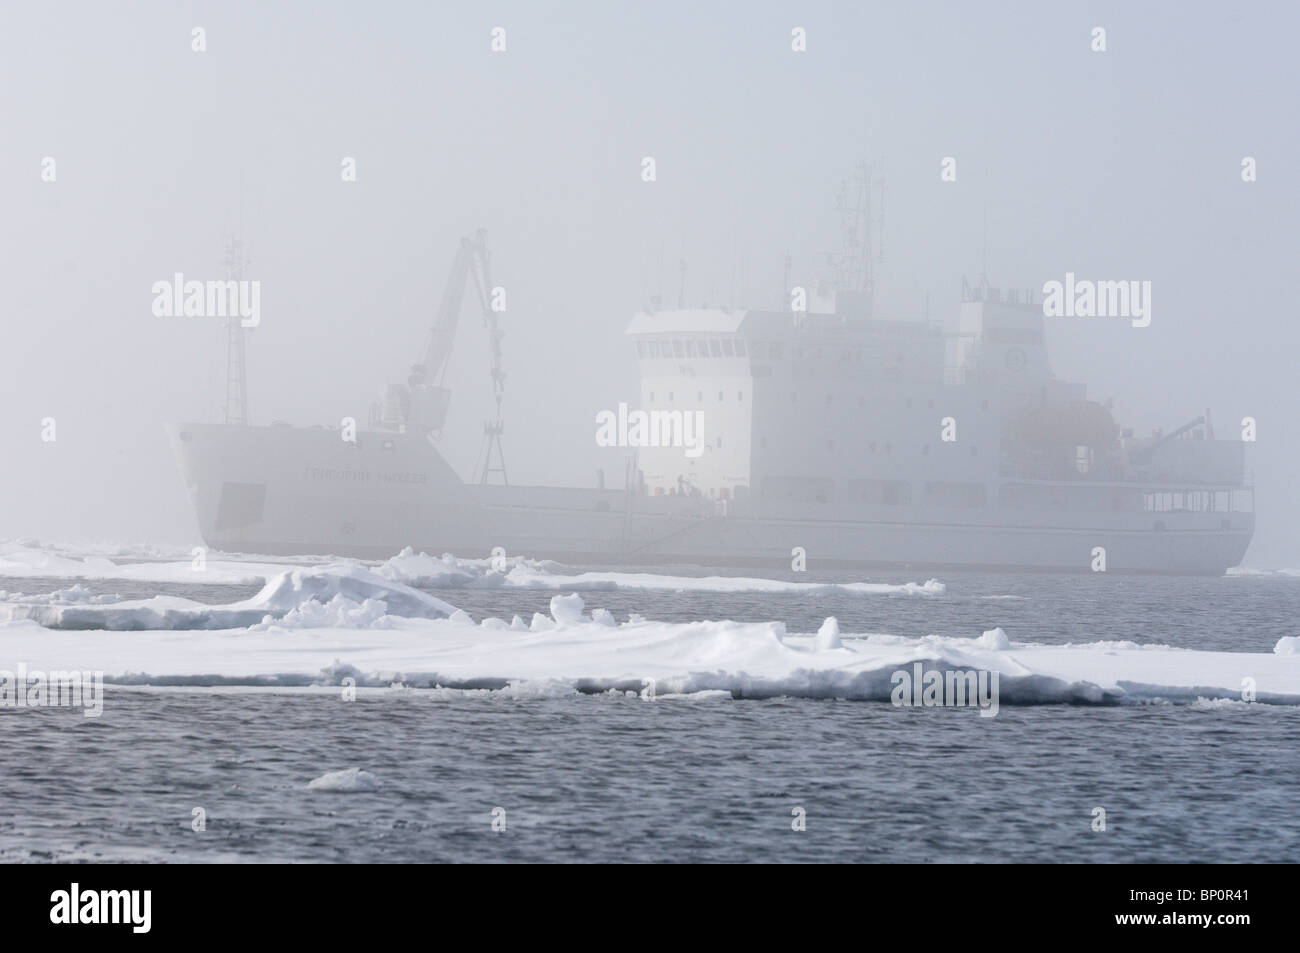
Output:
[
  {"xmin": 0, "ymin": 564, "xmax": 454, "ymax": 630},
  {"xmin": 375, "ymin": 548, "xmax": 944, "ymax": 595},
  {"xmin": 0, "ymin": 541, "xmax": 943, "ymax": 595},
  {"xmin": 2, "ymin": 573, "xmax": 1298, "ymax": 705}
]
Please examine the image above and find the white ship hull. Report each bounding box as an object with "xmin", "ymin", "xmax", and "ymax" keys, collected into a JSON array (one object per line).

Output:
[{"xmin": 168, "ymin": 422, "xmax": 1254, "ymax": 575}]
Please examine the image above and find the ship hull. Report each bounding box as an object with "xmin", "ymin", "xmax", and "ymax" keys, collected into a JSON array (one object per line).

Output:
[{"xmin": 168, "ymin": 423, "xmax": 1254, "ymax": 575}]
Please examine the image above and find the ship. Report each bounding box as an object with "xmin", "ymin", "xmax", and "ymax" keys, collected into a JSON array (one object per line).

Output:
[{"xmin": 168, "ymin": 213, "xmax": 1254, "ymax": 575}]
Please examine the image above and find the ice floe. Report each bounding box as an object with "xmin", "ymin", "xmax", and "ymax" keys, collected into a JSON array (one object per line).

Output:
[
  {"xmin": 1, "ymin": 602, "xmax": 1297, "ymax": 706},
  {"xmin": 1, "ymin": 544, "xmax": 1296, "ymax": 708},
  {"xmin": 307, "ymin": 768, "xmax": 379, "ymax": 792},
  {"xmin": 0, "ymin": 539, "xmax": 323, "ymax": 585},
  {"xmin": 0, "ymin": 563, "xmax": 453, "ymax": 630},
  {"xmin": 376, "ymin": 548, "xmax": 944, "ymax": 595},
  {"xmin": 0, "ymin": 541, "xmax": 944, "ymax": 597}
]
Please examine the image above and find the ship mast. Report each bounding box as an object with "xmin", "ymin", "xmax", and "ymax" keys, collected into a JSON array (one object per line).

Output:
[
  {"xmin": 222, "ymin": 237, "xmax": 250, "ymax": 425},
  {"xmin": 831, "ymin": 159, "xmax": 882, "ymax": 318}
]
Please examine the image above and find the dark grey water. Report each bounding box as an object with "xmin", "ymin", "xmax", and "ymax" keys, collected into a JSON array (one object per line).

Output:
[
  {"xmin": 429, "ymin": 570, "xmax": 1300, "ymax": 653},
  {"xmin": 1, "ymin": 688, "xmax": 1296, "ymax": 863},
  {"xmin": 1, "ymin": 569, "xmax": 1298, "ymax": 862}
]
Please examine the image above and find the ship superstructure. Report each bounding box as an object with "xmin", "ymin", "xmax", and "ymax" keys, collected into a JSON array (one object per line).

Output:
[{"xmin": 169, "ymin": 214, "xmax": 1254, "ymax": 574}]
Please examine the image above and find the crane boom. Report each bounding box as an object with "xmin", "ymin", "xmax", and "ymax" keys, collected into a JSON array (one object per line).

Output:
[
  {"xmin": 374, "ymin": 230, "xmax": 503, "ymax": 451},
  {"xmin": 419, "ymin": 231, "xmax": 489, "ymax": 388},
  {"xmin": 1130, "ymin": 416, "xmax": 1206, "ymax": 464}
]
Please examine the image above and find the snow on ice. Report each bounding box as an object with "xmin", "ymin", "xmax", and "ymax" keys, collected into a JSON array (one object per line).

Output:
[
  {"xmin": 1, "ymin": 545, "xmax": 1297, "ymax": 707},
  {"xmin": 306, "ymin": 768, "xmax": 379, "ymax": 793},
  {"xmin": 0, "ymin": 541, "xmax": 943, "ymax": 595},
  {"xmin": 375, "ymin": 548, "xmax": 945, "ymax": 595},
  {"xmin": 0, "ymin": 563, "xmax": 454, "ymax": 630}
]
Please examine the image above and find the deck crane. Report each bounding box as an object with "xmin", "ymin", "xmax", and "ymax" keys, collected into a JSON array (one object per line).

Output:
[
  {"xmin": 1129, "ymin": 416, "xmax": 1207, "ymax": 466},
  {"xmin": 377, "ymin": 229, "xmax": 508, "ymax": 484}
]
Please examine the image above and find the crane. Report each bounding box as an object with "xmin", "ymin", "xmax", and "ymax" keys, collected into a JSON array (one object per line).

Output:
[
  {"xmin": 1129, "ymin": 416, "xmax": 1206, "ymax": 465},
  {"xmin": 377, "ymin": 229, "xmax": 508, "ymax": 483}
]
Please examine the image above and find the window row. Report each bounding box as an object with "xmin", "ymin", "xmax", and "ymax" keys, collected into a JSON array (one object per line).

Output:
[
  {"xmin": 636, "ymin": 338, "xmax": 749, "ymax": 360},
  {"xmin": 647, "ymin": 391, "xmax": 744, "ymax": 402},
  {"xmin": 635, "ymin": 338, "xmax": 937, "ymax": 365}
]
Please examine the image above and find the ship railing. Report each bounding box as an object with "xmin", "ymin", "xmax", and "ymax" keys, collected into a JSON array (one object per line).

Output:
[
  {"xmin": 1142, "ymin": 488, "xmax": 1254, "ymax": 514},
  {"xmin": 998, "ymin": 462, "xmax": 1127, "ymax": 482}
]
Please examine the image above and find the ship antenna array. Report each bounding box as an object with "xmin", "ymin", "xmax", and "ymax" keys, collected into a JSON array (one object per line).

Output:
[
  {"xmin": 222, "ymin": 236, "xmax": 250, "ymax": 426},
  {"xmin": 832, "ymin": 159, "xmax": 882, "ymax": 315}
]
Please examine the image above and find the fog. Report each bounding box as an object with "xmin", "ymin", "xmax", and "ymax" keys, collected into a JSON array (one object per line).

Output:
[{"xmin": 3, "ymin": 0, "xmax": 1297, "ymax": 567}]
